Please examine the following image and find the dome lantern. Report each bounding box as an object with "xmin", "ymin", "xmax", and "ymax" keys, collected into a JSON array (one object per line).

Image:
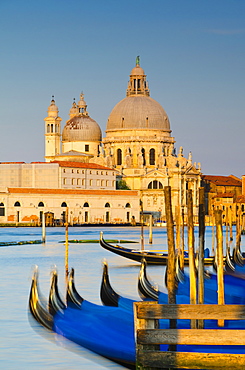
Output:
[{"xmin": 126, "ymin": 56, "xmax": 150, "ymax": 97}]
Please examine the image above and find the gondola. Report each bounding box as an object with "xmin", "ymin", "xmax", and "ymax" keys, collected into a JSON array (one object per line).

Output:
[
  {"xmin": 29, "ymin": 267, "xmax": 135, "ymax": 369},
  {"xmin": 99, "ymin": 231, "xmax": 214, "ymax": 265},
  {"xmin": 100, "ymin": 258, "xmax": 245, "ymax": 310},
  {"xmin": 29, "ymin": 267, "xmax": 245, "ymax": 368}
]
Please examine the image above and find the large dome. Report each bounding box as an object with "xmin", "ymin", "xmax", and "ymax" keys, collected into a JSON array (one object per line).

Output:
[
  {"xmin": 62, "ymin": 116, "xmax": 102, "ymax": 142},
  {"xmin": 106, "ymin": 95, "xmax": 170, "ymax": 132}
]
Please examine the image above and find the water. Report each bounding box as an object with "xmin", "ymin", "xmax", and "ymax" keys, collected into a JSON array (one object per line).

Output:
[{"xmin": 0, "ymin": 226, "xmax": 243, "ymax": 369}]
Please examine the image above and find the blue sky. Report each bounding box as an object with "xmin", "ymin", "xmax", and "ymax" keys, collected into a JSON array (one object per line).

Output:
[{"xmin": 0, "ymin": 0, "xmax": 244, "ymax": 177}]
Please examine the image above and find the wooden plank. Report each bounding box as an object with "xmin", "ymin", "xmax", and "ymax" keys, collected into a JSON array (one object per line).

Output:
[
  {"xmin": 137, "ymin": 328, "xmax": 245, "ymax": 345},
  {"xmin": 137, "ymin": 351, "xmax": 245, "ymax": 369},
  {"xmin": 136, "ymin": 303, "xmax": 245, "ymax": 320},
  {"xmin": 134, "ymin": 301, "xmax": 160, "ymax": 369}
]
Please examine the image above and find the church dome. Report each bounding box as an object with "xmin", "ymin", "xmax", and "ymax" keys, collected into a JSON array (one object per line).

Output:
[
  {"xmin": 106, "ymin": 57, "xmax": 171, "ymax": 133},
  {"xmin": 62, "ymin": 115, "xmax": 102, "ymax": 142},
  {"xmin": 106, "ymin": 95, "xmax": 170, "ymax": 131}
]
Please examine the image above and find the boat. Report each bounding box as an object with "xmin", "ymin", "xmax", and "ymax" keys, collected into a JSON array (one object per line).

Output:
[
  {"xmin": 100, "ymin": 231, "xmax": 214, "ymax": 265},
  {"xmin": 29, "ymin": 266, "xmax": 245, "ymax": 368},
  {"xmin": 29, "ymin": 267, "xmax": 135, "ymax": 369},
  {"xmin": 100, "ymin": 258, "xmax": 245, "ymax": 311}
]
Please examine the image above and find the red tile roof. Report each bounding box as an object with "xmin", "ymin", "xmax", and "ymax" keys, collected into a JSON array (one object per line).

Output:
[
  {"xmin": 51, "ymin": 161, "xmax": 112, "ymax": 170},
  {"xmin": 0, "ymin": 162, "xmax": 25, "ymax": 164},
  {"xmin": 202, "ymin": 175, "xmax": 241, "ymax": 187},
  {"xmin": 212, "ymin": 192, "xmax": 234, "ymax": 199},
  {"xmin": 8, "ymin": 188, "xmax": 138, "ymax": 196}
]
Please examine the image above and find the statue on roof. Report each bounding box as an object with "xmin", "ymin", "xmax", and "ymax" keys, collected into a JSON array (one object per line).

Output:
[{"xmin": 136, "ymin": 55, "xmax": 140, "ymax": 66}]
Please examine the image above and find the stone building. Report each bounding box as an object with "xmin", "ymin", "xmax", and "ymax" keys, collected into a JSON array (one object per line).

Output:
[{"xmin": 44, "ymin": 57, "xmax": 202, "ymax": 220}]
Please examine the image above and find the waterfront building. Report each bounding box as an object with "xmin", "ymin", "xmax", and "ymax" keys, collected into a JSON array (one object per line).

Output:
[{"xmin": 44, "ymin": 57, "xmax": 202, "ymax": 220}]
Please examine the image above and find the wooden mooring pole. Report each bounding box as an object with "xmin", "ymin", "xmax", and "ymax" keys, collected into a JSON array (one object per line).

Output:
[
  {"xmin": 187, "ymin": 189, "xmax": 197, "ymax": 329},
  {"xmin": 164, "ymin": 186, "xmax": 176, "ymax": 352},
  {"xmin": 42, "ymin": 211, "xmax": 46, "ymax": 243},
  {"xmin": 65, "ymin": 207, "xmax": 69, "ymax": 279},
  {"xmin": 198, "ymin": 187, "xmax": 205, "ymax": 328},
  {"xmin": 149, "ymin": 214, "xmax": 153, "ymax": 244},
  {"xmin": 215, "ymin": 209, "xmax": 225, "ymax": 327}
]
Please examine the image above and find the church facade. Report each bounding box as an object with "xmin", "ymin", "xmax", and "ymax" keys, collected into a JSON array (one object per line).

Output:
[
  {"xmin": 0, "ymin": 58, "xmax": 201, "ymax": 225},
  {"xmin": 44, "ymin": 58, "xmax": 202, "ymax": 220}
]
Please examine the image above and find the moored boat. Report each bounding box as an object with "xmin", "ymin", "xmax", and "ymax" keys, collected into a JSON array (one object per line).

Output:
[{"xmin": 100, "ymin": 231, "xmax": 214, "ymax": 265}]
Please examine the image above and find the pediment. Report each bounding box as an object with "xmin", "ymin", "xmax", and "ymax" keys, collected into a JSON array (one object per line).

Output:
[
  {"xmin": 184, "ymin": 165, "xmax": 200, "ymax": 176},
  {"xmin": 144, "ymin": 168, "xmax": 168, "ymax": 178}
]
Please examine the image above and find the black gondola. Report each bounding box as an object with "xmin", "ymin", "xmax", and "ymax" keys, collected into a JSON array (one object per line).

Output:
[{"xmin": 99, "ymin": 231, "xmax": 215, "ymax": 265}]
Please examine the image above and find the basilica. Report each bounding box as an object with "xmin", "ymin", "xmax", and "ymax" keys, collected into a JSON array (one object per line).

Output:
[
  {"xmin": 44, "ymin": 57, "xmax": 201, "ymax": 219},
  {"xmin": 0, "ymin": 58, "xmax": 201, "ymax": 224}
]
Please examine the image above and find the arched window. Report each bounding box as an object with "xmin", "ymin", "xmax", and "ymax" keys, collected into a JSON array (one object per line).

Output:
[
  {"xmin": 105, "ymin": 202, "xmax": 110, "ymax": 207},
  {"xmin": 141, "ymin": 148, "xmax": 146, "ymax": 166},
  {"xmin": 38, "ymin": 202, "xmax": 44, "ymax": 207},
  {"xmin": 149, "ymin": 148, "xmax": 155, "ymax": 165},
  {"xmin": 0, "ymin": 202, "xmax": 5, "ymax": 216},
  {"xmin": 117, "ymin": 148, "xmax": 122, "ymax": 165},
  {"xmin": 125, "ymin": 203, "xmax": 131, "ymax": 208},
  {"xmin": 14, "ymin": 201, "xmax": 21, "ymax": 207},
  {"xmin": 83, "ymin": 202, "xmax": 89, "ymax": 207},
  {"xmin": 47, "ymin": 124, "xmax": 50, "ymax": 133},
  {"xmin": 147, "ymin": 181, "xmax": 163, "ymax": 189},
  {"xmin": 61, "ymin": 202, "xmax": 67, "ymax": 207}
]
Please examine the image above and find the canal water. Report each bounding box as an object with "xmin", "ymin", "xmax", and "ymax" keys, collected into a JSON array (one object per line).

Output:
[{"xmin": 0, "ymin": 226, "xmax": 244, "ymax": 369}]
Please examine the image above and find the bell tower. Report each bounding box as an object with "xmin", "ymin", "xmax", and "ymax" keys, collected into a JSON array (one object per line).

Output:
[{"xmin": 44, "ymin": 96, "xmax": 62, "ymax": 162}]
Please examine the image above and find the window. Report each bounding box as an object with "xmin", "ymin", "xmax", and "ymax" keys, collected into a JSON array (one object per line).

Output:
[
  {"xmin": 63, "ymin": 178, "xmax": 67, "ymax": 185},
  {"xmin": 141, "ymin": 148, "xmax": 146, "ymax": 166},
  {"xmin": 117, "ymin": 149, "xmax": 122, "ymax": 165},
  {"xmin": 83, "ymin": 202, "xmax": 89, "ymax": 207},
  {"xmin": 149, "ymin": 148, "xmax": 155, "ymax": 165},
  {"xmin": 61, "ymin": 202, "xmax": 67, "ymax": 207},
  {"xmin": 90, "ymin": 179, "xmax": 93, "ymax": 186},
  {"xmin": 105, "ymin": 211, "xmax": 110, "ymax": 222},
  {"xmin": 14, "ymin": 201, "xmax": 21, "ymax": 207},
  {"xmin": 125, "ymin": 203, "xmax": 131, "ymax": 208},
  {"xmin": 85, "ymin": 144, "xmax": 89, "ymax": 152},
  {"xmin": 72, "ymin": 179, "xmax": 75, "ymax": 185},
  {"xmin": 0, "ymin": 202, "xmax": 5, "ymax": 216},
  {"xmin": 38, "ymin": 202, "xmax": 44, "ymax": 207},
  {"xmin": 105, "ymin": 202, "xmax": 110, "ymax": 207},
  {"xmin": 148, "ymin": 181, "xmax": 163, "ymax": 189}
]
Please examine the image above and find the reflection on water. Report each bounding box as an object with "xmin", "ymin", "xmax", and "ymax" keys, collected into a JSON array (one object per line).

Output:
[{"xmin": 0, "ymin": 226, "xmax": 243, "ymax": 369}]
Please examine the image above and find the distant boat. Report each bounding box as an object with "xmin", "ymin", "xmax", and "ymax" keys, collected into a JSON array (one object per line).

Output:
[{"xmin": 99, "ymin": 231, "xmax": 214, "ymax": 265}]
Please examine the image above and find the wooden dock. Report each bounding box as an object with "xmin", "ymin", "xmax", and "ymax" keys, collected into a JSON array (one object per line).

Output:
[
  {"xmin": 134, "ymin": 301, "xmax": 245, "ymax": 369},
  {"xmin": 133, "ymin": 186, "xmax": 245, "ymax": 369}
]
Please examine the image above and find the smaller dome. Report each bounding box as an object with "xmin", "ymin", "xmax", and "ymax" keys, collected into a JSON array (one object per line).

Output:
[
  {"xmin": 130, "ymin": 65, "xmax": 145, "ymax": 76},
  {"xmin": 62, "ymin": 116, "xmax": 102, "ymax": 142},
  {"xmin": 47, "ymin": 97, "xmax": 58, "ymax": 117}
]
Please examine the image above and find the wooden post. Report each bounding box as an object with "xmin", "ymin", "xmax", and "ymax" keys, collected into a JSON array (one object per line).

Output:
[
  {"xmin": 175, "ymin": 205, "xmax": 181, "ymax": 255},
  {"xmin": 42, "ymin": 211, "xmax": 46, "ymax": 243},
  {"xmin": 229, "ymin": 206, "xmax": 233, "ymax": 241},
  {"xmin": 187, "ymin": 189, "xmax": 197, "ymax": 328},
  {"xmin": 212, "ymin": 208, "xmax": 215, "ymax": 256},
  {"xmin": 140, "ymin": 198, "xmax": 144, "ymax": 251},
  {"xmin": 180, "ymin": 207, "xmax": 185, "ymax": 270},
  {"xmin": 65, "ymin": 207, "xmax": 69, "ymax": 279},
  {"xmin": 149, "ymin": 214, "xmax": 153, "ymax": 244},
  {"xmin": 215, "ymin": 209, "xmax": 225, "ymax": 327},
  {"xmin": 164, "ymin": 186, "xmax": 176, "ymax": 305},
  {"xmin": 198, "ymin": 188, "xmax": 205, "ymax": 328},
  {"xmin": 164, "ymin": 186, "xmax": 176, "ymax": 352},
  {"xmin": 236, "ymin": 206, "xmax": 241, "ymax": 250}
]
